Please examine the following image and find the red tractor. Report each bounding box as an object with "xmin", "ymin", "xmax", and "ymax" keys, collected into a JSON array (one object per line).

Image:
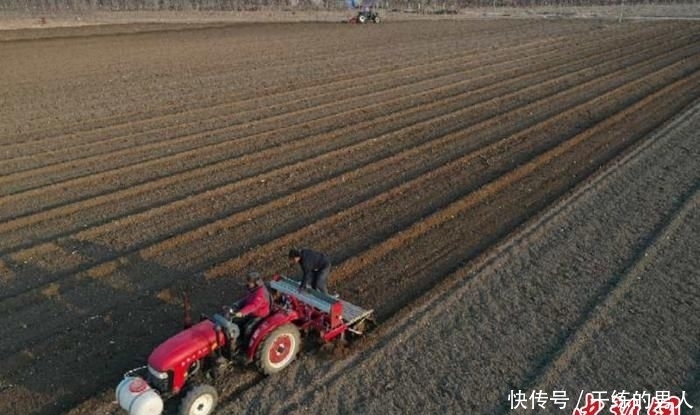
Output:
[{"xmin": 115, "ymin": 275, "xmax": 374, "ymax": 415}]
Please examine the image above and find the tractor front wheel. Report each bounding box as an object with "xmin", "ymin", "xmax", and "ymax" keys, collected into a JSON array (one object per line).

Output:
[
  {"xmin": 179, "ymin": 384, "xmax": 218, "ymax": 415},
  {"xmin": 256, "ymin": 324, "xmax": 301, "ymax": 375}
]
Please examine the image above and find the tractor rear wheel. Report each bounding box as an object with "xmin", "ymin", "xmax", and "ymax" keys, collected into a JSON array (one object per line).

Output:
[
  {"xmin": 256, "ymin": 324, "xmax": 301, "ymax": 375},
  {"xmin": 179, "ymin": 384, "xmax": 218, "ymax": 415},
  {"xmin": 358, "ymin": 14, "xmax": 367, "ymax": 23}
]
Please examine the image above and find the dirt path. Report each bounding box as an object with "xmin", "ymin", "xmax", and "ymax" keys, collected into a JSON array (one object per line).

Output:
[{"xmin": 0, "ymin": 19, "xmax": 698, "ymax": 415}]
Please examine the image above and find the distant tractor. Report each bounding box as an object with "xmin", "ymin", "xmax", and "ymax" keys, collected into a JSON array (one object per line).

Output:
[
  {"xmin": 348, "ymin": 0, "xmax": 380, "ymax": 23},
  {"xmin": 356, "ymin": 9, "xmax": 381, "ymax": 23},
  {"xmin": 115, "ymin": 275, "xmax": 374, "ymax": 415}
]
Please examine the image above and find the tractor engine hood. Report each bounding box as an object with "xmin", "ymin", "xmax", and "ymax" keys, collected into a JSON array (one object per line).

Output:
[{"xmin": 148, "ymin": 320, "xmax": 225, "ymax": 375}]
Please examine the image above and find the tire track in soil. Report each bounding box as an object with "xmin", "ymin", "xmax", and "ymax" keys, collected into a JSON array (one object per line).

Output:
[
  {"xmin": 1, "ymin": 37, "xmax": 693, "ymax": 304},
  {"xmin": 518, "ymin": 112, "xmax": 700, "ymax": 411},
  {"xmin": 525, "ymin": 188, "xmax": 700, "ymax": 412},
  {"xmin": 215, "ymin": 82, "xmax": 700, "ymax": 415}
]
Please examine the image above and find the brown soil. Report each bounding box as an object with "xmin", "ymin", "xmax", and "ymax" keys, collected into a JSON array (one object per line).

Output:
[{"xmin": 0, "ymin": 18, "xmax": 698, "ymax": 415}]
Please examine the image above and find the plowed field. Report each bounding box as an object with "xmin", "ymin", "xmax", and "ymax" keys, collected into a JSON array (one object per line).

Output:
[{"xmin": 0, "ymin": 18, "xmax": 698, "ymax": 415}]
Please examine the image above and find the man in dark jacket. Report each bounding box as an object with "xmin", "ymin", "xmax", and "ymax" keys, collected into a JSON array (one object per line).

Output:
[{"xmin": 288, "ymin": 248, "xmax": 332, "ymax": 295}]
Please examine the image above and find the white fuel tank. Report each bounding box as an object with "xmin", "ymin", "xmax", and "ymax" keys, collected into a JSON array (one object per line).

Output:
[{"xmin": 116, "ymin": 377, "xmax": 164, "ymax": 415}]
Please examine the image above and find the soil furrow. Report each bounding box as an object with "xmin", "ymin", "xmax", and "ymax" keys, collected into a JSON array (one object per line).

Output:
[
  {"xmin": 1, "ymin": 26, "xmax": 649, "ymax": 190},
  {"xmin": 0, "ymin": 35, "xmax": 565, "ymax": 164},
  {"xmin": 4, "ymin": 37, "xmax": 687, "ymax": 330},
  {"xmin": 525, "ymin": 188, "xmax": 700, "ymax": 408},
  {"xmin": 0, "ymin": 20, "xmax": 548, "ymax": 144},
  {"xmin": 0, "ymin": 17, "xmax": 651, "ymax": 152},
  {"xmin": 19, "ymin": 51, "xmax": 699, "ymax": 415},
  {"xmin": 203, "ymin": 65, "xmax": 700, "ymax": 290},
  {"xmin": 1, "ymin": 38, "xmax": 693, "ymax": 303},
  {"xmin": 229, "ymin": 95, "xmax": 700, "ymax": 415},
  {"xmin": 5, "ymin": 19, "xmax": 588, "ymax": 139},
  {"xmin": 1, "ymin": 20, "xmax": 698, "ymax": 415},
  {"xmin": 331, "ymin": 72, "xmax": 700, "ymax": 322},
  {"xmin": 0, "ymin": 32, "xmax": 692, "ymax": 239},
  {"xmin": 0, "ymin": 37, "xmax": 575, "ymax": 175}
]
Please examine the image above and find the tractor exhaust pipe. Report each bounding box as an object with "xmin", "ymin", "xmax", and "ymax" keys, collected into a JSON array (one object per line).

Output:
[{"xmin": 183, "ymin": 292, "xmax": 192, "ymax": 329}]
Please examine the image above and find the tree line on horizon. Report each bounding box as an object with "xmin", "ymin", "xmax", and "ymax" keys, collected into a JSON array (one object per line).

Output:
[{"xmin": 0, "ymin": 0, "xmax": 694, "ymax": 12}]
